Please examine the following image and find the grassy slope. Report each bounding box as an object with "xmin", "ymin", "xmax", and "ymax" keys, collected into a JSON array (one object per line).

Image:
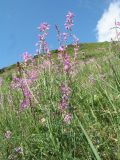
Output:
[
  {"xmin": 0, "ymin": 42, "xmax": 110, "ymax": 77},
  {"xmin": 0, "ymin": 42, "xmax": 120, "ymax": 160}
]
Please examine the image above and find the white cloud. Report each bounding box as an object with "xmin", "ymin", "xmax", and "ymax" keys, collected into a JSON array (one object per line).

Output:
[{"xmin": 96, "ymin": 0, "xmax": 120, "ymax": 42}]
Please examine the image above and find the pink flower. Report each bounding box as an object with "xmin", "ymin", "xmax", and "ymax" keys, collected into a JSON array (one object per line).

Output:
[
  {"xmin": 59, "ymin": 84, "xmax": 71, "ymax": 112},
  {"xmin": 23, "ymin": 87, "xmax": 31, "ymax": 97},
  {"xmin": 38, "ymin": 34, "xmax": 45, "ymax": 41},
  {"xmin": 38, "ymin": 23, "xmax": 50, "ymax": 32},
  {"xmin": 60, "ymin": 95, "xmax": 69, "ymax": 111},
  {"xmin": 58, "ymin": 46, "xmax": 65, "ymax": 52},
  {"xmin": 64, "ymin": 113, "xmax": 72, "ymax": 124},
  {"xmin": 44, "ymin": 42, "xmax": 50, "ymax": 53},
  {"xmin": 66, "ymin": 11, "xmax": 74, "ymax": 19},
  {"xmin": 47, "ymin": 52, "xmax": 51, "ymax": 59},
  {"xmin": 20, "ymin": 97, "xmax": 30, "ymax": 111},
  {"xmin": 23, "ymin": 52, "xmax": 33, "ymax": 63},
  {"xmin": 37, "ymin": 23, "xmax": 50, "ymax": 54},
  {"xmin": 63, "ymin": 54, "xmax": 71, "ymax": 73},
  {"xmin": 11, "ymin": 75, "xmax": 35, "ymax": 112},
  {"xmin": 65, "ymin": 11, "xmax": 74, "ymax": 30},
  {"xmin": 60, "ymin": 84, "xmax": 71, "ymax": 95},
  {"xmin": 63, "ymin": 32, "xmax": 69, "ymax": 41}
]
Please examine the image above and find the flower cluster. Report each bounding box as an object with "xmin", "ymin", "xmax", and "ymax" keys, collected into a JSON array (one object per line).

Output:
[
  {"xmin": 12, "ymin": 48, "xmax": 42, "ymax": 113},
  {"xmin": 11, "ymin": 77, "xmax": 32, "ymax": 111},
  {"xmin": 58, "ymin": 46, "xmax": 66, "ymax": 52},
  {"xmin": 60, "ymin": 83, "xmax": 71, "ymax": 112},
  {"xmin": 64, "ymin": 11, "xmax": 74, "ymax": 30},
  {"xmin": 63, "ymin": 53, "xmax": 71, "ymax": 73},
  {"xmin": 11, "ymin": 59, "xmax": 38, "ymax": 112},
  {"xmin": 64, "ymin": 113, "xmax": 72, "ymax": 124},
  {"xmin": 57, "ymin": 52, "xmax": 72, "ymax": 74},
  {"xmin": 38, "ymin": 22, "xmax": 50, "ymax": 32},
  {"xmin": 57, "ymin": 12, "xmax": 79, "ymax": 74},
  {"xmin": 63, "ymin": 32, "xmax": 69, "ymax": 42},
  {"xmin": 59, "ymin": 83, "xmax": 72, "ymax": 124},
  {"xmin": 36, "ymin": 23, "xmax": 50, "ymax": 55},
  {"xmin": 23, "ymin": 52, "xmax": 33, "ymax": 63}
]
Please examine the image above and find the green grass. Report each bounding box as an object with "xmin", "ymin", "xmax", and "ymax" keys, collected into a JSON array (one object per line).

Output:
[{"xmin": 0, "ymin": 42, "xmax": 120, "ymax": 160}]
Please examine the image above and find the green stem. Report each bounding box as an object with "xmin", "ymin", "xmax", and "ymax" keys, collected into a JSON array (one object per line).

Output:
[{"xmin": 75, "ymin": 114, "xmax": 101, "ymax": 160}]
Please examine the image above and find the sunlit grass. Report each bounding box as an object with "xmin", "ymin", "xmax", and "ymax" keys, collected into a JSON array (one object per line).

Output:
[{"xmin": 0, "ymin": 42, "xmax": 119, "ymax": 159}]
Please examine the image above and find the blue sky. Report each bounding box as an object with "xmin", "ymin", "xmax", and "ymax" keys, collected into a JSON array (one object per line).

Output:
[{"xmin": 0, "ymin": 0, "xmax": 118, "ymax": 68}]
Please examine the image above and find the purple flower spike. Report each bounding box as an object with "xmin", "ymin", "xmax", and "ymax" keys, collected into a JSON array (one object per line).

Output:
[{"xmin": 65, "ymin": 11, "xmax": 74, "ymax": 30}]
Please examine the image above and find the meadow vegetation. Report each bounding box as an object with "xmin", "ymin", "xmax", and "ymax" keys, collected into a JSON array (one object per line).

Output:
[{"xmin": 0, "ymin": 12, "xmax": 120, "ymax": 160}]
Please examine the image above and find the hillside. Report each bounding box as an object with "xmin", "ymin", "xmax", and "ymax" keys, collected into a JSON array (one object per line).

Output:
[
  {"xmin": 0, "ymin": 42, "xmax": 111, "ymax": 80},
  {"xmin": 0, "ymin": 41, "xmax": 120, "ymax": 160}
]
